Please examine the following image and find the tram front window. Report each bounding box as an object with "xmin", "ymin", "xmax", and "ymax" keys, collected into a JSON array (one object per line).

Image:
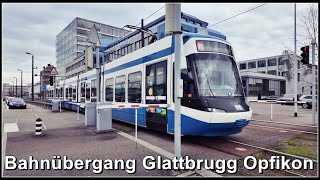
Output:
[{"xmin": 189, "ymin": 53, "xmax": 243, "ymax": 97}]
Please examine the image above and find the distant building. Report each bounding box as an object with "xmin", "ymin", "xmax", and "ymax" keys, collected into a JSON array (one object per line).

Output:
[
  {"xmin": 237, "ymin": 53, "xmax": 318, "ymax": 97},
  {"xmin": 56, "ymin": 17, "xmax": 130, "ymax": 79},
  {"xmin": 40, "ymin": 64, "xmax": 55, "ymax": 100},
  {"xmin": 2, "ymin": 83, "xmax": 31, "ymax": 98}
]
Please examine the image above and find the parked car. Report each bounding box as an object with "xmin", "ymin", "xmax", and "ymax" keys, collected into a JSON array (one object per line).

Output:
[
  {"xmin": 298, "ymin": 95, "xmax": 312, "ymax": 105},
  {"xmin": 278, "ymin": 94, "xmax": 302, "ymax": 105},
  {"xmin": 300, "ymin": 95, "xmax": 317, "ymax": 109},
  {"xmin": 6, "ymin": 97, "xmax": 14, "ymax": 105},
  {"xmin": 8, "ymin": 98, "xmax": 27, "ymax": 109},
  {"xmin": 262, "ymin": 96, "xmax": 279, "ymax": 100}
]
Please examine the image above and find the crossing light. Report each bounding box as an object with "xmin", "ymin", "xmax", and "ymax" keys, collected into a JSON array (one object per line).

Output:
[
  {"xmin": 49, "ymin": 76, "xmax": 54, "ymax": 86},
  {"xmin": 300, "ymin": 46, "xmax": 309, "ymax": 64}
]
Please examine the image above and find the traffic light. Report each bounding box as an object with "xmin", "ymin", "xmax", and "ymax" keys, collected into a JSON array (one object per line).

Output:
[
  {"xmin": 49, "ymin": 76, "xmax": 54, "ymax": 86},
  {"xmin": 300, "ymin": 46, "xmax": 309, "ymax": 64}
]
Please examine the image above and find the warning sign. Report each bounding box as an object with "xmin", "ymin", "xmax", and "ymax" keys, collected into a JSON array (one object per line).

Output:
[{"xmin": 50, "ymin": 67, "xmax": 58, "ymax": 75}]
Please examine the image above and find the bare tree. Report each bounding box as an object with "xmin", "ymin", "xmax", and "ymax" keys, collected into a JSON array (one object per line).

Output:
[{"xmin": 299, "ymin": 4, "xmax": 318, "ymax": 41}]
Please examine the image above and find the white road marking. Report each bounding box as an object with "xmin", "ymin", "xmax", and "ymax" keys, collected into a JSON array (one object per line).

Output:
[
  {"xmin": 29, "ymin": 110, "xmax": 48, "ymax": 130},
  {"xmin": 4, "ymin": 123, "xmax": 19, "ymax": 132},
  {"xmin": 116, "ymin": 131, "xmax": 221, "ymax": 177}
]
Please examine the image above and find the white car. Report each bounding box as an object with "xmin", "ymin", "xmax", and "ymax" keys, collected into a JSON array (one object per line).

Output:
[{"xmin": 299, "ymin": 95, "xmax": 317, "ymax": 108}]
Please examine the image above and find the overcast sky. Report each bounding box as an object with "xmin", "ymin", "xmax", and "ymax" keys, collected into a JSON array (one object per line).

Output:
[{"xmin": 2, "ymin": 3, "xmax": 318, "ymax": 85}]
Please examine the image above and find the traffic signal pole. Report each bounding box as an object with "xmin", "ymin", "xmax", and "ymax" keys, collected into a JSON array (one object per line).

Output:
[
  {"xmin": 293, "ymin": 3, "xmax": 298, "ymax": 117},
  {"xmin": 311, "ymin": 38, "xmax": 316, "ymax": 126}
]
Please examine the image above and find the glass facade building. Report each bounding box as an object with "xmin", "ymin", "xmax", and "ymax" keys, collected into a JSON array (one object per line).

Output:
[{"xmin": 56, "ymin": 17, "xmax": 130, "ymax": 78}]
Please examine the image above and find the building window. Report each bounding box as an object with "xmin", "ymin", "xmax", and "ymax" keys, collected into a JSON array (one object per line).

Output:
[
  {"xmin": 302, "ymin": 87, "xmax": 304, "ymax": 93},
  {"xmin": 298, "ymin": 73, "xmax": 300, "ymax": 81},
  {"xmin": 115, "ymin": 75, "xmax": 126, "ymax": 102},
  {"xmin": 278, "ymin": 57, "xmax": 284, "ymax": 65},
  {"xmin": 128, "ymin": 72, "xmax": 142, "ymax": 103},
  {"xmin": 240, "ymin": 63, "xmax": 246, "ymax": 70},
  {"xmin": 258, "ymin": 60, "xmax": 266, "ymax": 67},
  {"xmin": 298, "ymin": 61, "xmax": 300, "ymax": 69},
  {"xmin": 268, "ymin": 58, "xmax": 277, "ymax": 66},
  {"xmin": 248, "ymin": 62, "xmax": 256, "ymax": 69},
  {"xmin": 105, "ymin": 78, "xmax": 114, "ymax": 102},
  {"xmin": 268, "ymin": 70, "xmax": 277, "ymax": 75}
]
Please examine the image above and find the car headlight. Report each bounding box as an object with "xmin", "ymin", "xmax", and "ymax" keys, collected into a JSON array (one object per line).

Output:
[{"xmin": 22, "ymin": 103, "xmax": 26, "ymax": 106}]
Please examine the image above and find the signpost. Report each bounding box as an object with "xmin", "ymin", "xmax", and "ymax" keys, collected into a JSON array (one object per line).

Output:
[{"xmin": 50, "ymin": 67, "xmax": 58, "ymax": 100}]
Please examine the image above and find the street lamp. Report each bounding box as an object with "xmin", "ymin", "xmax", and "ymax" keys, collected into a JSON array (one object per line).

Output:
[
  {"xmin": 11, "ymin": 81, "xmax": 14, "ymax": 96},
  {"xmin": 26, "ymin": 52, "xmax": 34, "ymax": 101},
  {"xmin": 17, "ymin": 69, "xmax": 23, "ymax": 98},
  {"xmin": 13, "ymin": 77, "xmax": 17, "ymax": 97}
]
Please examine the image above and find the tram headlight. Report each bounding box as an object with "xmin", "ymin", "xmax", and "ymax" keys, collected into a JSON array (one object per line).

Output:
[{"xmin": 207, "ymin": 108, "xmax": 226, "ymax": 113}]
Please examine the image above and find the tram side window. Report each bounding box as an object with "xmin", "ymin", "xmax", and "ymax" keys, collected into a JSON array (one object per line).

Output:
[
  {"xmin": 68, "ymin": 86, "xmax": 73, "ymax": 100},
  {"xmin": 60, "ymin": 87, "xmax": 64, "ymax": 99},
  {"xmin": 146, "ymin": 61, "xmax": 167, "ymax": 104},
  {"xmin": 115, "ymin": 75, "xmax": 126, "ymax": 102},
  {"xmin": 128, "ymin": 72, "xmax": 142, "ymax": 103},
  {"xmin": 65, "ymin": 88, "xmax": 69, "ymax": 99},
  {"xmin": 173, "ymin": 61, "xmax": 198, "ymax": 100},
  {"xmin": 86, "ymin": 83, "xmax": 91, "ymax": 101},
  {"xmin": 72, "ymin": 86, "xmax": 77, "ymax": 101},
  {"xmin": 105, "ymin": 78, "xmax": 114, "ymax": 102},
  {"xmin": 91, "ymin": 79, "xmax": 97, "ymax": 102},
  {"xmin": 81, "ymin": 82, "xmax": 85, "ymax": 102}
]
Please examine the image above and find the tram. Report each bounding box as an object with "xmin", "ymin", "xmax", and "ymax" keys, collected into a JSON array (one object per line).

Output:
[{"xmin": 46, "ymin": 32, "xmax": 252, "ymax": 136}]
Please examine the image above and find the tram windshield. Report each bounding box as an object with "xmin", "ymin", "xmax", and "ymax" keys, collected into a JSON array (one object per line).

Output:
[{"xmin": 188, "ymin": 53, "xmax": 243, "ymax": 97}]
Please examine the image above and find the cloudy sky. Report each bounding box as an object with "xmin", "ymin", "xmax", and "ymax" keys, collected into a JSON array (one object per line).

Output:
[{"xmin": 2, "ymin": 3, "xmax": 317, "ymax": 85}]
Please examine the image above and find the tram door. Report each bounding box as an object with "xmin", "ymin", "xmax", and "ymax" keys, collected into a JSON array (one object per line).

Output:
[{"xmin": 145, "ymin": 61, "xmax": 168, "ymax": 132}]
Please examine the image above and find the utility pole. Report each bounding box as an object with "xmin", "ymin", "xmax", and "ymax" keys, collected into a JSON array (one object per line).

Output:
[
  {"xmin": 11, "ymin": 81, "xmax": 14, "ymax": 96},
  {"xmin": 311, "ymin": 38, "xmax": 316, "ymax": 126},
  {"xmin": 293, "ymin": 3, "xmax": 298, "ymax": 117},
  {"xmin": 18, "ymin": 69, "xmax": 23, "ymax": 98},
  {"xmin": 13, "ymin": 77, "xmax": 17, "ymax": 97},
  {"xmin": 166, "ymin": 3, "xmax": 182, "ymax": 158},
  {"xmin": 96, "ymin": 41, "xmax": 100, "ymax": 102},
  {"xmin": 26, "ymin": 52, "xmax": 35, "ymax": 101}
]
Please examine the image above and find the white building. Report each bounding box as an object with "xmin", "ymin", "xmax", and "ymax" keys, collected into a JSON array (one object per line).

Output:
[{"xmin": 237, "ymin": 53, "xmax": 317, "ymax": 97}]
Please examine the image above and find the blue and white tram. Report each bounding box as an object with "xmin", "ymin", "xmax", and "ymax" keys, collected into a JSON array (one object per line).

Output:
[{"xmin": 53, "ymin": 32, "xmax": 252, "ymax": 136}]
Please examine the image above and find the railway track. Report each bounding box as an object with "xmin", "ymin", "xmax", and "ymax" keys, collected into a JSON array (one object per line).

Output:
[
  {"xmin": 112, "ymin": 119, "xmax": 317, "ymax": 176},
  {"xmin": 248, "ymin": 119, "xmax": 318, "ymax": 135}
]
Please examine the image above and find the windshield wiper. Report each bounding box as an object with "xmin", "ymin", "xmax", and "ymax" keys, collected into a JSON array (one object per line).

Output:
[{"xmin": 205, "ymin": 77, "xmax": 215, "ymax": 97}]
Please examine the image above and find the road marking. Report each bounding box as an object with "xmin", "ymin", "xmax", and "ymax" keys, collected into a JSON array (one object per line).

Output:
[
  {"xmin": 4, "ymin": 123, "xmax": 19, "ymax": 132},
  {"xmin": 2, "ymin": 132, "xmax": 7, "ymax": 177},
  {"xmin": 116, "ymin": 131, "xmax": 221, "ymax": 177},
  {"xmin": 29, "ymin": 110, "xmax": 47, "ymax": 130}
]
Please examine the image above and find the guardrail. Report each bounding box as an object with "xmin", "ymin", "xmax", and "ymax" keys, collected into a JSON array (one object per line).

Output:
[{"xmin": 25, "ymin": 100, "xmax": 52, "ymax": 109}]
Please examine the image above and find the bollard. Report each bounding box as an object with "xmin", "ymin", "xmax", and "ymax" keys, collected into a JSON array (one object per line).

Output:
[
  {"xmin": 60, "ymin": 101, "xmax": 61, "ymax": 112},
  {"xmin": 35, "ymin": 118, "xmax": 43, "ymax": 136}
]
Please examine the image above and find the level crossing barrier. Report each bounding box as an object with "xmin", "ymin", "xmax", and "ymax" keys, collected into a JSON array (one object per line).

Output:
[
  {"xmin": 96, "ymin": 103, "xmax": 170, "ymax": 148},
  {"xmin": 248, "ymin": 100, "xmax": 306, "ymax": 121}
]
